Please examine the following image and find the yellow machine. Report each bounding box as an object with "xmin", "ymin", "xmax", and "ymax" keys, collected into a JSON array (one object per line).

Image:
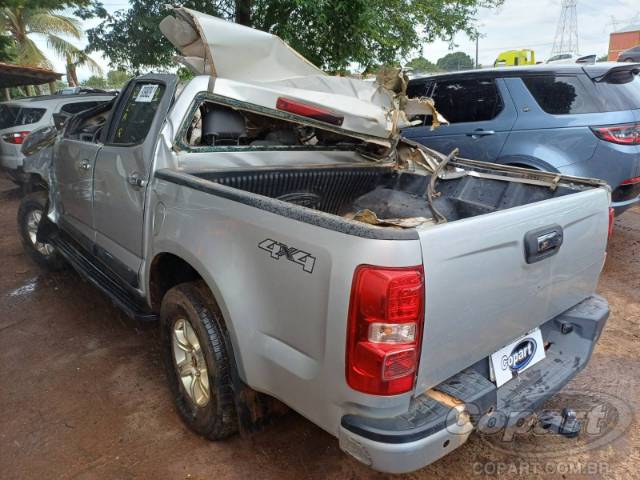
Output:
[{"xmin": 494, "ymin": 49, "xmax": 536, "ymax": 67}]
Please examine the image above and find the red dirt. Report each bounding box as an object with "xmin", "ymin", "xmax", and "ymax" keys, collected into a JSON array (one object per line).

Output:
[{"xmin": 0, "ymin": 176, "xmax": 638, "ymax": 479}]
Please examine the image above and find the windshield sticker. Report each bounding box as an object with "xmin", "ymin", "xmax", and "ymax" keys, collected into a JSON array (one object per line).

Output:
[{"xmin": 135, "ymin": 84, "xmax": 159, "ymax": 103}]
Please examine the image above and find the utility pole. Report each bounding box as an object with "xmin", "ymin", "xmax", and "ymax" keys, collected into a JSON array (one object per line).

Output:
[
  {"xmin": 475, "ymin": 36, "xmax": 479, "ymax": 69},
  {"xmin": 551, "ymin": 0, "xmax": 580, "ymax": 56}
]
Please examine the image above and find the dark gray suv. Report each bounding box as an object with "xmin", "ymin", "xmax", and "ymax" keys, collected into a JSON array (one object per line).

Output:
[
  {"xmin": 618, "ymin": 45, "xmax": 640, "ymax": 63},
  {"xmin": 404, "ymin": 63, "xmax": 640, "ymax": 214}
]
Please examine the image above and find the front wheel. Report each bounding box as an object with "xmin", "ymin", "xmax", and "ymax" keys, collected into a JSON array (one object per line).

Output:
[
  {"xmin": 17, "ymin": 192, "xmax": 66, "ymax": 271},
  {"xmin": 160, "ymin": 281, "xmax": 238, "ymax": 440}
]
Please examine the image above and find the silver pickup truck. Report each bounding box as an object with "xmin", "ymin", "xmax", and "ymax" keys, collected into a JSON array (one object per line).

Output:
[{"xmin": 18, "ymin": 8, "xmax": 613, "ymax": 474}]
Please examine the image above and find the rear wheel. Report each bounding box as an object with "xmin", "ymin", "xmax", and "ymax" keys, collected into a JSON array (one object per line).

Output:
[
  {"xmin": 17, "ymin": 192, "xmax": 66, "ymax": 271},
  {"xmin": 160, "ymin": 281, "xmax": 238, "ymax": 440}
]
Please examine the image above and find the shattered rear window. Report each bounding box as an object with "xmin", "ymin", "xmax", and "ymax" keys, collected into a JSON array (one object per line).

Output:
[{"xmin": 0, "ymin": 105, "xmax": 46, "ymax": 128}]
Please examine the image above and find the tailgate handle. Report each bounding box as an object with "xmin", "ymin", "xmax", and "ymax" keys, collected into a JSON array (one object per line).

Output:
[{"xmin": 524, "ymin": 224, "xmax": 563, "ymax": 264}]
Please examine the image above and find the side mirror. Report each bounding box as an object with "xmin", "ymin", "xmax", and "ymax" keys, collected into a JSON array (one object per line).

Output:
[
  {"xmin": 21, "ymin": 126, "xmax": 58, "ymax": 156},
  {"xmin": 52, "ymin": 113, "xmax": 69, "ymax": 131}
]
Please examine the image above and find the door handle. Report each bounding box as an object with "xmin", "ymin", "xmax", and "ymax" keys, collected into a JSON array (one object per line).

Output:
[
  {"xmin": 127, "ymin": 172, "xmax": 147, "ymax": 189},
  {"xmin": 79, "ymin": 159, "xmax": 91, "ymax": 170},
  {"xmin": 466, "ymin": 129, "xmax": 496, "ymax": 138}
]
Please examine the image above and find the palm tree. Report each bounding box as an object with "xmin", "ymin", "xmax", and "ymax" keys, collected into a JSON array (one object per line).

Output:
[
  {"xmin": 2, "ymin": 7, "xmax": 80, "ymax": 68},
  {"xmin": 2, "ymin": 7, "xmax": 102, "ymax": 88},
  {"xmin": 63, "ymin": 47, "xmax": 103, "ymax": 87}
]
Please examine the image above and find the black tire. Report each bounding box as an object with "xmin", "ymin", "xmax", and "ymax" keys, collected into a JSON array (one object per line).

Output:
[
  {"xmin": 160, "ymin": 281, "xmax": 238, "ymax": 440},
  {"xmin": 17, "ymin": 191, "xmax": 67, "ymax": 271}
]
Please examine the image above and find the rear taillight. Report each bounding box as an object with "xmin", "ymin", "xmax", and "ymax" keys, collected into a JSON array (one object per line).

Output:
[
  {"xmin": 591, "ymin": 123, "xmax": 640, "ymax": 145},
  {"xmin": 620, "ymin": 176, "xmax": 640, "ymax": 186},
  {"xmin": 608, "ymin": 207, "xmax": 615, "ymax": 239},
  {"xmin": 346, "ymin": 265, "xmax": 424, "ymax": 395},
  {"xmin": 276, "ymin": 97, "xmax": 344, "ymax": 126},
  {"xmin": 1, "ymin": 131, "xmax": 30, "ymax": 144}
]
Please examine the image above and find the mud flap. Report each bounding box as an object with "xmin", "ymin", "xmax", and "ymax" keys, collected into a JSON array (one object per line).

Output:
[{"xmin": 220, "ymin": 327, "xmax": 289, "ymax": 434}]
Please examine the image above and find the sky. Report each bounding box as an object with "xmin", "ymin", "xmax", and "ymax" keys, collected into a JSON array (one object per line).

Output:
[{"xmin": 32, "ymin": 0, "xmax": 640, "ymax": 82}]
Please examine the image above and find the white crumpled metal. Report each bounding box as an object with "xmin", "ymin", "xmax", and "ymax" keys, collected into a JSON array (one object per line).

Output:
[{"xmin": 160, "ymin": 7, "xmax": 440, "ymax": 141}]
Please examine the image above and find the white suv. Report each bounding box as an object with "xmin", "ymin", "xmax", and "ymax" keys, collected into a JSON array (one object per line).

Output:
[{"xmin": 0, "ymin": 92, "xmax": 116, "ymax": 184}]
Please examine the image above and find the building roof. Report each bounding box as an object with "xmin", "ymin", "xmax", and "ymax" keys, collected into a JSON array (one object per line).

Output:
[
  {"xmin": 0, "ymin": 62, "xmax": 63, "ymax": 88},
  {"xmin": 613, "ymin": 24, "xmax": 640, "ymax": 34}
]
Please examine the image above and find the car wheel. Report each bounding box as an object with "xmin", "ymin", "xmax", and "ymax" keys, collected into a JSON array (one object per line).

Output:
[
  {"xmin": 160, "ymin": 281, "xmax": 238, "ymax": 440},
  {"xmin": 17, "ymin": 191, "xmax": 66, "ymax": 271}
]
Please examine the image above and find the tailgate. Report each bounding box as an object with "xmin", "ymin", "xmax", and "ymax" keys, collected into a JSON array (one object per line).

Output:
[{"xmin": 414, "ymin": 187, "xmax": 610, "ymax": 392}]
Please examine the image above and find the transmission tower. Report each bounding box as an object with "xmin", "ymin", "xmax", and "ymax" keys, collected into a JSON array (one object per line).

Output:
[{"xmin": 551, "ymin": 0, "xmax": 579, "ymax": 56}]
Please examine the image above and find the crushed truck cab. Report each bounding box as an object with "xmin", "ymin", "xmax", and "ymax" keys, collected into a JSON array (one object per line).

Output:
[{"xmin": 19, "ymin": 7, "xmax": 612, "ymax": 475}]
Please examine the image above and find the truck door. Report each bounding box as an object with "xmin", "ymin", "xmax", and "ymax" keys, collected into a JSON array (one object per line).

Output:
[
  {"xmin": 403, "ymin": 77, "xmax": 516, "ymax": 162},
  {"xmin": 92, "ymin": 74, "xmax": 177, "ymax": 286},
  {"xmin": 55, "ymin": 100, "xmax": 105, "ymax": 248}
]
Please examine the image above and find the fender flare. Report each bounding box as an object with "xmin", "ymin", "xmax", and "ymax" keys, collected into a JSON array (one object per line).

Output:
[{"xmin": 146, "ymin": 244, "xmax": 247, "ymax": 381}]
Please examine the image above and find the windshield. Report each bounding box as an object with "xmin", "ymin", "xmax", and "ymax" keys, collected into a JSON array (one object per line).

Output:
[
  {"xmin": 0, "ymin": 105, "xmax": 47, "ymax": 129},
  {"xmin": 594, "ymin": 71, "xmax": 640, "ymax": 111}
]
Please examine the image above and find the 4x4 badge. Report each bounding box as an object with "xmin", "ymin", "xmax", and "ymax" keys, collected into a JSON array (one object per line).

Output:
[{"xmin": 258, "ymin": 239, "xmax": 316, "ymax": 274}]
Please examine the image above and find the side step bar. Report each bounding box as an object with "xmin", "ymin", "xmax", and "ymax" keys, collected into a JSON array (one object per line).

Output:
[{"xmin": 50, "ymin": 235, "xmax": 158, "ymax": 322}]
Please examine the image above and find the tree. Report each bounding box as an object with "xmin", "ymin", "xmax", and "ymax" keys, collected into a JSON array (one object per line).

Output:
[
  {"xmin": 405, "ymin": 56, "xmax": 438, "ymax": 73},
  {"xmin": 87, "ymin": 1, "xmax": 225, "ymax": 73},
  {"xmin": 1, "ymin": 6, "xmax": 83, "ymax": 68},
  {"xmin": 64, "ymin": 48, "xmax": 102, "ymax": 86},
  {"xmin": 436, "ymin": 51, "xmax": 474, "ymax": 71},
  {"xmin": 81, "ymin": 74, "xmax": 107, "ymax": 88},
  {"xmin": 106, "ymin": 69, "xmax": 131, "ymax": 89},
  {"xmin": 0, "ymin": 34, "xmax": 15, "ymax": 62},
  {"xmin": 88, "ymin": 0, "xmax": 503, "ymax": 73}
]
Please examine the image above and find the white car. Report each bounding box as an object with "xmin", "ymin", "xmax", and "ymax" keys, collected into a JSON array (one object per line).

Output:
[
  {"xmin": 546, "ymin": 53, "xmax": 596, "ymax": 64},
  {"xmin": 0, "ymin": 92, "xmax": 116, "ymax": 184}
]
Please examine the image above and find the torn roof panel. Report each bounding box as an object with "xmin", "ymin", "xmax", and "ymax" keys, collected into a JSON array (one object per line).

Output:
[
  {"xmin": 160, "ymin": 7, "xmax": 325, "ymax": 82},
  {"xmin": 161, "ymin": 7, "xmax": 442, "ymax": 141}
]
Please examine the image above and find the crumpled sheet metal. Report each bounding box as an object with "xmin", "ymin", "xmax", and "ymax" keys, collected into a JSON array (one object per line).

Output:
[
  {"xmin": 160, "ymin": 7, "xmax": 324, "ymax": 82},
  {"xmin": 21, "ymin": 130, "xmax": 60, "ymax": 223},
  {"xmin": 346, "ymin": 209, "xmax": 435, "ymax": 229},
  {"xmin": 160, "ymin": 7, "xmax": 442, "ymax": 141}
]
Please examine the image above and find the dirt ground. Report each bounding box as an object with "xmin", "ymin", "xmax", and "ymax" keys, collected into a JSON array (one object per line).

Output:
[{"xmin": 0, "ymin": 176, "xmax": 638, "ymax": 480}]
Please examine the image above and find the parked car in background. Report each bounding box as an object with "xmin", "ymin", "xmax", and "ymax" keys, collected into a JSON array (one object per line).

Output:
[
  {"xmin": 618, "ymin": 45, "xmax": 640, "ymax": 62},
  {"xmin": 0, "ymin": 92, "xmax": 116, "ymax": 184},
  {"xmin": 546, "ymin": 53, "xmax": 596, "ymax": 64},
  {"xmin": 404, "ymin": 63, "xmax": 640, "ymax": 214}
]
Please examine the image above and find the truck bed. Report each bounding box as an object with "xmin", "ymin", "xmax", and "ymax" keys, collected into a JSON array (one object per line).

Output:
[
  {"xmin": 153, "ymin": 159, "xmax": 609, "ymax": 435},
  {"xmin": 176, "ymin": 161, "xmax": 597, "ymax": 226}
]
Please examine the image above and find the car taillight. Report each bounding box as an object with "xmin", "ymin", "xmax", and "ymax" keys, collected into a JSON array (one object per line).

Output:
[
  {"xmin": 608, "ymin": 207, "xmax": 615, "ymax": 239},
  {"xmin": 620, "ymin": 176, "xmax": 640, "ymax": 186},
  {"xmin": 1, "ymin": 131, "xmax": 30, "ymax": 144},
  {"xmin": 346, "ymin": 265, "xmax": 424, "ymax": 395},
  {"xmin": 276, "ymin": 97, "xmax": 344, "ymax": 126},
  {"xmin": 591, "ymin": 123, "xmax": 640, "ymax": 145}
]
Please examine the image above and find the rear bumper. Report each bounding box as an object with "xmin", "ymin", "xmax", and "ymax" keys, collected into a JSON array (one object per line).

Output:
[
  {"xmin": 611, "ymin": 183, "xmax": 640, "ymax": 215},
  {"xmin": 0, "ymin": 149, "xmax": 25, "ymax": 170},
  {"xmin": 339, "ymin": 295, "xmax": 609, "ymax": 474}
]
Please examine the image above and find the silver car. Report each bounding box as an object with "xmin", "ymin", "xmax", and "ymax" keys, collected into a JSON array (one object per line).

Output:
[{"xmin": 0, "ymin": 92, "xmax": 115, "ymax": 184}]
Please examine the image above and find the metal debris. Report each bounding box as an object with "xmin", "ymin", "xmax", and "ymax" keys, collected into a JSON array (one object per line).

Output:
[{"xmin": 346, "ymin": 209, "xmax": 435, "ymax": 229}]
